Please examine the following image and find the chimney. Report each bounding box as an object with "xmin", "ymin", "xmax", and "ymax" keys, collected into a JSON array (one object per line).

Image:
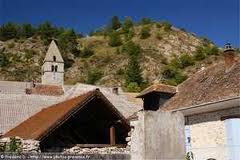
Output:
[
  {"xmin": 112, "ymin": 87, "xmax": 119, "ymax": 95},
  {"xmin": 223, "ymin": 43, "xmax": 236, "ymax": 72}
]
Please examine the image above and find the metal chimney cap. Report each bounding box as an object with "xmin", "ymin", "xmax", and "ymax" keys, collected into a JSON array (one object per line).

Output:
[{"xmin": 224, "ymin": 43, "xmax": 234, "ymax": 52}]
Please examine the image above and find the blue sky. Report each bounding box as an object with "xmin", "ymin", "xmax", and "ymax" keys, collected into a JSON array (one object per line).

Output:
[{"xmin": 0, "ymin": 0, "xmax": 239, "ymax": 47}]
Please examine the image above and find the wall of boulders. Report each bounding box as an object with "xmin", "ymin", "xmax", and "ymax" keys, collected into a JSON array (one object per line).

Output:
[{"xmin": 0, "ymin": 137, "xmax": 40, "ymax": 153}]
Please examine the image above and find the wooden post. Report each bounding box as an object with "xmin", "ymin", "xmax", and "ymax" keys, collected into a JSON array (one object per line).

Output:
[{"xmin": 110, "ymin": 125, "xmax": 116, "ymax": 145}]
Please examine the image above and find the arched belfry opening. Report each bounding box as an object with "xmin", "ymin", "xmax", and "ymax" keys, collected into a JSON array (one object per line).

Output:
[{"xmin": 54, "ymin": 65, "xmax": 58, "ymax": 72}]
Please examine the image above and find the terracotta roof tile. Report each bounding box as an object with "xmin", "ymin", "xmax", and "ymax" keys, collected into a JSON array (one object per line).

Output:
[
  {"xmin": 4, "ymin": 90, "xmax": 96, "ymax": 140},
  {"xmin": 162, "ymin": 62, "xmax": 240, "ymax": 111},
  {"xmin": 136, "ymin": 84, "xmax": 176, "ymax": 98},
  {"xmin": 26, "ymin": 84, "xmax": 64, "ymax": 96}
]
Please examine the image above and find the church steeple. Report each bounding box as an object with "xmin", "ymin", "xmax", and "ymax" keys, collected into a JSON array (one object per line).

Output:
[{"xmin": 42, "ymin": 40, "xmax": 64, "ymax": 85}]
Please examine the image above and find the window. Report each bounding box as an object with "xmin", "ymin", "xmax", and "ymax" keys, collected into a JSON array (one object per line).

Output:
[
  {"xmin": 53, "ymin": 56, "xmax": 56, "ymax": 62},
  {"xmin": 51, "ymin": 65, "xmax": 54, "ymax": 72},
  {"xmin": 55, "ymin": 65, "xmax": 58, "ymax": 72}
]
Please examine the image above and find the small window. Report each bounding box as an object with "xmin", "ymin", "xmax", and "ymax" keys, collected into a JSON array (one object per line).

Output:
[
  {"xmin": 51, "ymin": 65, "xmax": 54, "ymax": 72},
  {"xmin": 53, "ymin": 56, "xmax": 56, "ymax": 62},
  {"xmin": 55, "ymin": 65, "xmax": 58, "ymax": 72}
]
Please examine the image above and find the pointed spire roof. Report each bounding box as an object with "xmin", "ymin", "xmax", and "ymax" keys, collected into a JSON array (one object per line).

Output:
[{"xmin": 44, "ymin": 40, "xmax": 64, "ymax": 62}]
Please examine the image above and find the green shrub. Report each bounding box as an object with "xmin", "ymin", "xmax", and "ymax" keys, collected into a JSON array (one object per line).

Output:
[
  {"xmin": 124, "ymin": 28, "xmax": 135, "ymax": 41},
  {"xmin": 162, "ymin": 22, "xmax": 172, "ymax": 31},
  {"xmin": 194, "ymin": 47, "xmax": 206, "ymax": 61},
  {"xmin": 24, "ymin": 49, "xmax": 36, "ymax": 59},
  {"xmin": 0, "ymin": 49, "xmax": 10, "ymax": 67},
  {"xmin": 140, "ymin": 26, "xmax": 151, "ymax": 39},
  {"xmin": 178, "ymin": 53, "xmax": 195, "ymax": 68},
  {"xmin": 6, "ymin": 137, "xmax": 22, "ymax": 153},
  {"xmin": 7, "ymin": 42, "xmax": 15, "ymax": 48},
  {"xmin": 122, "ymin": 17, "xmax": 134, "ymax": 33},
  {"xmin": 0, "ymin": 22, "xmax": 18, "ymax": 41},
  {"xmin": 122, "ymin": 41, "xmax": 141, "ymax": 57},
  {"xmin": 126, "ymin": 82, "xmax": 141, "ymax": 92},
  {"xmin": 116, "ymin": 68, "xmax": 125, "ymax": 75},
  {"xmin": 205, "ymin": 46, "xmax": 219, "ymax": 55},
  {"xmin": 81, "ymin": 47, "xmax": 94, "ymax": 58},
  {"xmin": 185, "ymin": 151, "xmax": 194, "ymax": 160},
  {"xmin": 156, "ymin": 32, "xmax": 162, "ymax": 40},
  {"xmin": 162, "ymin": 65, "xmax": 188, "ymax": 85},
  {"xmin": 86, "ymin": 69, "xmax": 103, "ymax": 84},
  {"xmin": 108, "ymin": 31, "xmax": 122, "ymax": 47},
  {"xmin": 140, "ymin": 18, "xmax": 152, "ymax": 25}
]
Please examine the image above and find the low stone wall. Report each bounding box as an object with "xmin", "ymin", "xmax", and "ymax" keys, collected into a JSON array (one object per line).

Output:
[
  {"xmin": 0, "ymin": 153, "xmax": 131, "ymax": 160},
  {"xmin": 63, "ymin": 146, "xmax": 130, "ymax": 154},
  {"xmin": 0, "ymin": 137, "xmax": 40, "ymax": 153}
]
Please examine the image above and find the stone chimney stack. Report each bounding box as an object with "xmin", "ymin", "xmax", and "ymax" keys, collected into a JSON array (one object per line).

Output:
[
  {"xmin": 112, "ymin": 87, "xmax": 119, "ymax": 95},
  {"xmin": 223, "ymin": 43, "xmax": 236, "ymax": 72}
]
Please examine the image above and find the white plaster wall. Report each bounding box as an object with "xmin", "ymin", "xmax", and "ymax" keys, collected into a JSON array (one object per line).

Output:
[
  {"xmin": 187, "ymin": 107, "xmax": 240, "ymax": 160},
  {"xmin": 42, "ymin": 61, "xmax": 64, "ymax": 85}
]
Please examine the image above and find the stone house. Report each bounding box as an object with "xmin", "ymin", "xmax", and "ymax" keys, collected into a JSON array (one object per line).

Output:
[{"xmin": 136, "ymin": 43, "xmax": 240, "ymax": 160}]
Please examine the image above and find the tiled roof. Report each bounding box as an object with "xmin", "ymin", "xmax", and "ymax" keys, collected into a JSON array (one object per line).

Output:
[
  {"xmin": 64, "ymin": 83, "xmax": 141, "ymax": 118},
  {"xmin": 136, "ymin": 84, "xmax": 176, "ymax": 98},
  {"xmin": 0, "ymin": 94, "xmax": 60, "ymax": 135},
  {"xmin": 27, "ymin": 84, "xmax": 64, "ymax": 96},
  {"xmin": 162, "ymin": 62, "xmax": 240, "ymax": 111},
  {"xmin": 4, "ymin": 89, "xmax": 130, "ymax": 140}
]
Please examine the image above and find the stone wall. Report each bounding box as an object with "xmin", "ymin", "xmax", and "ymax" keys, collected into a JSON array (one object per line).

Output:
[
  {"xmin": 186, "ymin": 107, "xmax": 240, "ymax": 160},
  {"xmin": 63, "ymin": 146, "xmax": 129, "ymax": 154},
  {"xmin": 131, "ymin": 111, "xmax": 185, "ymax": 160},
  {"xmin": 0, "ymin": 137, "xmax": 40, "ymax": 153}
]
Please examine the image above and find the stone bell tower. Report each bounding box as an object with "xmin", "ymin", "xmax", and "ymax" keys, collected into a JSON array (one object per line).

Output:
[{"xmin": 42, "ymin": 40, "xmax": 64, "ymax": 85}]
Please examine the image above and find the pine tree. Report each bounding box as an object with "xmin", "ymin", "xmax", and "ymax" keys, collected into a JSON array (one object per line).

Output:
[
  {"xmin": 20, "ymin": 23, "xmax": 35, "ymax": 38},
  {"xmin": 108, "ymin": 31, "xmax": 122, "ymax": 47},
  {"xmin": 37, "ymin": 21, "xmax": 58, "ymax": 44},
  {"xmin": 126, "ymin": 55, "xmax": 143, "ymax": 86},
  {"xmin": 0, "ymin": 22, "xmax": 18, "ymax": 41},
  {"xmin": 122, "ymin": 17, "xmax": 133, "ymax": 32},
  {"xmin": 110, "ymin": 16, "xmax": 121, "ymax": 30}
]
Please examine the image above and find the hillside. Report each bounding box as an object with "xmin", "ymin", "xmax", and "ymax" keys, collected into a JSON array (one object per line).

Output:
[{"xmin": 0, "ymin": 20, "xmax": 237, "ymax": 91}]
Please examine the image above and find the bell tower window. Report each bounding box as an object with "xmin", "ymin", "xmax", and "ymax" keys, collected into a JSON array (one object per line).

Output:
[
  {"xmin": 51, "ymin": 65, "xmax": 54, "ymax": 72},
  {"xmin": 53, "ymin": 56, "xmax": 56, "ymax": 62},
  {"xmin": 55, "ymin": 65, "xmax": 58, "ymax": 72}
]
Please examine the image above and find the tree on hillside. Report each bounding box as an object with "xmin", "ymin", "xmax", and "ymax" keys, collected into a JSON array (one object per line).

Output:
[
  {"xmin": 110, "ymin": 16, "xmax": 121, "ymax": 30},
  {"xmin": 122, "ymin": 17, "xmax": 133, "ymax": 32},
  {"xmin": 122, "ymin": 41, "xmax": 141, "ymax": 57},
  {"xmin": 126, "ymin": 55, "xmax": 143, "ymax": 89},
  {"xmin": 124, "ymin": 41, "xmax": 143, "ymax": 90},
  {"xmin": 140, "ymin": 26, "xmax": 151, "ymax": 39},
  {"xmin": 57, "ymin": 29, "xmax": 80, "ymax": 68},
  {"xmin": 108, "ymin": 31, "xmax": 122, "ymax": 47},
  {"xmin": 20, "ymin": 24, "xmax": 35, "ymax": 38},
  {"xmin": 37, "ymin": 21, "xmax": 58, "ymax": 44},
  {"xmin": 140, "ymin": 17, "xmax": 152, "ymax": 25},
  {"xmin": 0, "ymin": 22, "xmax": 18, "ymax": 41}
]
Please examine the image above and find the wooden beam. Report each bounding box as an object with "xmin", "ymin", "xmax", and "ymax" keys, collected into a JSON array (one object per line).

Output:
[{"xmin": 110, "ymin": 125, "xmax": 116, "ymax": 145}]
